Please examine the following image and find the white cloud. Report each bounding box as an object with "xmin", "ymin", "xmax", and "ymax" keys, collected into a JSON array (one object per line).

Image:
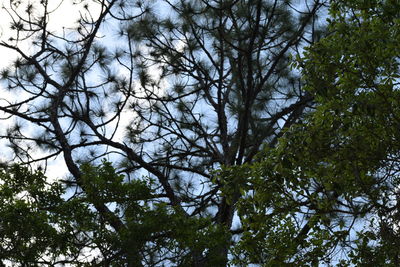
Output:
[{"xmin": 0, "ymin": 0, "xmax": 102, "ymax": 68}]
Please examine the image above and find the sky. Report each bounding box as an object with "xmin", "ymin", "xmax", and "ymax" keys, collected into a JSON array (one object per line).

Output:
[
  {"xmin": 0, "ymin": 0, "xmax": 101, "ymax": 178},
  {"xmin": 0, "ymin": 0, "xmax": 94, "ymax": 65},
  {"xmin": 0, "ymin": 0, "xmax": 166, "ymax": 179}
]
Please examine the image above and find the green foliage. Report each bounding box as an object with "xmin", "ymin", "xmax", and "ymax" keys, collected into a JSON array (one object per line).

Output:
[
  {"xmin": 80, "ymin": 160, "xmax": 152, "ymax": 204},
  {"xmin": 229, "ymin": 0, "xmax": 400, "ymax": 265},
  {"xmin": 0, "ymin": 164, "xmax": 94, "ymax": 265},
  {"xmin": 0, "ymin": 161, "xmax": 230, "ymax": 266}
]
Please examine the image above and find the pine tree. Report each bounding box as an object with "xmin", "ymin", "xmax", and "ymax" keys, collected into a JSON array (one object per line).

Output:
[{"xmin": 0, "ymin": 0, "xmax": 325, "ymax": 265}]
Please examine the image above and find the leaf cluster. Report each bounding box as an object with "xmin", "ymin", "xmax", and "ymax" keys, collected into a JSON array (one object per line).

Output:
[{"xmin": 229, "ymin": 0, "xmax": 400, "ymax": 265}]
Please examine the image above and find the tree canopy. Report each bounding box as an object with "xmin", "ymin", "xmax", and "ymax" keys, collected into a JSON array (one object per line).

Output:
[
  {"xmin": 0, "ymin": 0, "xmax": 326, "ymax": 265},
  {"xmin": 4, "ymin": 0, "xmax": 400, "ymax": 266},
  {"xmin": 234, "ymin": 0, "xmax": 400, "ymax": 265}
]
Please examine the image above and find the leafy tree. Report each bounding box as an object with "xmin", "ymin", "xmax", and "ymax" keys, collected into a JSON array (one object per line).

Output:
[
  {"xmin": 0, "ymin": 161, "xmax": 210, "ymax": 266},
  {"xmin": 234, "ymin": 0, "xmax": 400, "ymax": 265},
  {"xmin": 0, "ymin": 0, "xmax": 325, "ymax": 265}
]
